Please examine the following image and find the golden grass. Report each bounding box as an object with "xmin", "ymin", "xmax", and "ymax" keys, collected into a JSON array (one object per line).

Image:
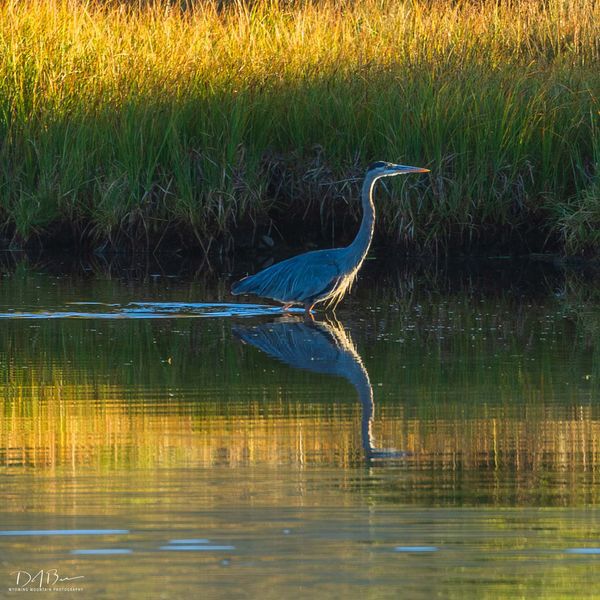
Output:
[{"xmin": 0, "ymin": 0, "xmax": 597, "ymax": 252}]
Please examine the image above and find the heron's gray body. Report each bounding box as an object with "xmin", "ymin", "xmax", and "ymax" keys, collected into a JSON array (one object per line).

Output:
[
  {"xmin": 231, "ymin": 161, "xmax": 428, "ymax": 313},
  {"xmin": 231, "ymin": 247, "xmax": 363, "ymax": 310}
]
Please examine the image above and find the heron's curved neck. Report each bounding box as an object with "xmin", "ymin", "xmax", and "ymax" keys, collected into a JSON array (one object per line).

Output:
[{"xmin": 347, "ymin": 172, "xmax": 378, "ymax": 263}]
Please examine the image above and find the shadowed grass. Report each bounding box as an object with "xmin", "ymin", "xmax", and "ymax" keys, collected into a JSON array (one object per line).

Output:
[{"xmin": 0, "ymin": 0, "xmax": 598, "ymax": 253}]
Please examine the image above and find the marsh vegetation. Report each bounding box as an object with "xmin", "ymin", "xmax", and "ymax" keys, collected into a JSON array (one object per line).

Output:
[{"xmin": 0, "ymin": 0, "xmax": 598, "ymax": 254}]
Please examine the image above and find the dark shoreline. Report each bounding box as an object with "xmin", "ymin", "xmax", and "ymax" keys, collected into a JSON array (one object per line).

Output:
[
  {"xmin": 0, "ymin": 213, "xmax": 594, "ymax": 260},
  {"xmin": 2, "ymin": 244, "xmax": 598, "ymax": 286}
]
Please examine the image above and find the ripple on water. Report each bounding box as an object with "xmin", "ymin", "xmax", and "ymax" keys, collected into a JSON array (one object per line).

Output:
[
  {"xmin": 565, "ymin": 548, "xmax": 600, "ymax": 555},
  {"xmin": 159, "ymin": 545, "xmax": 236, "ymax": 551},
  {"xmin": 0, "ymin": 302, "xmax": 302, "ymax": 320},
  {"xmin": 393, "ymin": 546, "xmax": 439, "ymax": 553},
  {"xmin": 0, "ymin": 529, "xmax": 129, "ymax": 536},
  {"xmin": 71, "ymin": 549, "xmax": 133, "ymax": 555}
]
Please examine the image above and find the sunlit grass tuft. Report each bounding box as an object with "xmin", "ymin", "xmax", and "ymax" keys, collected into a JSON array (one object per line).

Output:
[{"xmin": 0, "ymin": 0, "xmax": 598, "ymax": 253}]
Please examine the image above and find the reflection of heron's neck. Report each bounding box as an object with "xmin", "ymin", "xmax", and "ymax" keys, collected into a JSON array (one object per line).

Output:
[
  {"xmin": 325, "ymin": 321, "xmax": 374, "ymax": 418},
  {"xmin": 346, "ymin": 173, "xmax": 377, "ymax": 264},
  {"xmin": 338, "ymin": 334, "xmax": 375, "ymax": 455},
  {"xmin": 350, "ymin": 363, "xmax": 375, "ymax": 454}
]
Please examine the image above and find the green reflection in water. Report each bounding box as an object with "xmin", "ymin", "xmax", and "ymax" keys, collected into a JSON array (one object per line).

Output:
[{"xmin": 0, "ymin": 257, "xmax": 599, "ymax": 598}]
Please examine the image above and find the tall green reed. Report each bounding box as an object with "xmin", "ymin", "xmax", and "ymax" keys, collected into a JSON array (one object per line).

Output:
[{"xmin": 0, "ymin": 0, "xmax": 597, "ymax": 253}]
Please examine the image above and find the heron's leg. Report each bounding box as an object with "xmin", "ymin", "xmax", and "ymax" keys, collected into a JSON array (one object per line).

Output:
[{"xmin": 303, "ymin": 303, "xmax": 315, "ymax": 320}]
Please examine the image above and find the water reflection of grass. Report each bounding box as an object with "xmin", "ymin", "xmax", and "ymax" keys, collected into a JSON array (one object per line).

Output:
[
  {"xmin": 1, "ymin": 306, "xmax": 598, "ymax": 502},
  {"xmin": 0, "ymin": 1, "xmax": 598, "ymax": 252},
  {"xmin": 0, "ymin": 265, "xmax": 597, "ymax": 504}
]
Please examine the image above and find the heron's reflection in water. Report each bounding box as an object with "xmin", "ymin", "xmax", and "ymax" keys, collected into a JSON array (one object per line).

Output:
[{"xmin": 233, "ymin": 318, "xmax": 406, "ymax": 462}]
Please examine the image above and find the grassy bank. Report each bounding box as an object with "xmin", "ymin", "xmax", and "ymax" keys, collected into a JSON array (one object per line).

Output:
[{"xmin": 0, "ymin": 0, "xmax": 598, "ymax": 254}]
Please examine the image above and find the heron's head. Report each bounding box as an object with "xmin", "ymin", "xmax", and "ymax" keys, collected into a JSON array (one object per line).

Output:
[{"xmin": 367, "ymin": 161, "xmax": 429, "ymax": 179}]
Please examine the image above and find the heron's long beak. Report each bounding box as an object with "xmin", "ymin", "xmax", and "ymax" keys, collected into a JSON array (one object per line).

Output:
[{"xmin": 388, "ymin": 164, "xmax": 430, "ymax": 174}]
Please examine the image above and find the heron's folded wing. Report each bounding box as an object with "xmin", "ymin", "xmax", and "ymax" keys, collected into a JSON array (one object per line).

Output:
[
  {"xmin": 280, "ymin": 254, "xmax": 342, "ymax": 303},
  {"xmin": 233, "ymin": 250, "xmax": 342, "ymax": 303}
]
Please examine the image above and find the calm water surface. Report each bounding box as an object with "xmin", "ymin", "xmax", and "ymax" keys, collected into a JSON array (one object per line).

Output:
[{"xmin": 0, "ymin": 255, "xmax": 599, "ymax": 599}]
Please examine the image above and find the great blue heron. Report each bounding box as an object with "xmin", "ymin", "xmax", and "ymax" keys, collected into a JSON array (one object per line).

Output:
[{"xmin": 231, "ymin": 161, "xmax": 429, "ymax": 315}]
